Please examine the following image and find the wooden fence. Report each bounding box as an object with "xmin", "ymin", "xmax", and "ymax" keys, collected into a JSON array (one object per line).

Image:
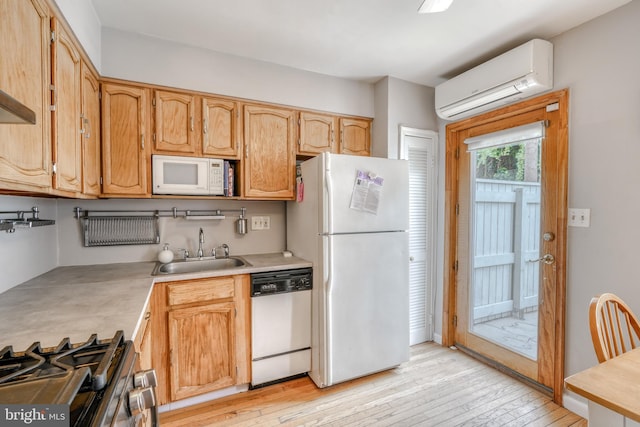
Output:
[{"xmin": 472, "ymin": 179, "xmax": 540, "ymax": 323}]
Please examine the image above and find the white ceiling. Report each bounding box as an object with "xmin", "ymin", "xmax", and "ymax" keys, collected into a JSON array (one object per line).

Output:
[{"xmin": 91, "ymin": 0, "xmax": 631, "ymax": 88}]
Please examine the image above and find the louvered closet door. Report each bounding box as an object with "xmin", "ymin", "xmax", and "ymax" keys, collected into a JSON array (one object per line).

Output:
[{"xmin": 400, "ymin": 128, "xmax": 438, "ymax": 345}]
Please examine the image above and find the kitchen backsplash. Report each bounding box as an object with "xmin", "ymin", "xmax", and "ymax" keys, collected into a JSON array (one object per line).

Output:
[{"xmin": 0, "ymin": 195, "xmax": 286, "ymax": 293}]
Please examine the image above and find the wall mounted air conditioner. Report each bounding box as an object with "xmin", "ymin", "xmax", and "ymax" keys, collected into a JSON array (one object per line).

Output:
[{"xmin": 435, "ymin": 39, "xmax": 553, "ymax": 120}]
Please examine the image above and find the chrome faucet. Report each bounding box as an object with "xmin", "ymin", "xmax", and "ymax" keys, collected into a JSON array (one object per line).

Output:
[
  {"xmin": 211, "ymin": 243, "xmax": 230, "ymax": 259},
  {"xmin": 197, "ymin": 228, "xmax": 205, "ymax": 258}
]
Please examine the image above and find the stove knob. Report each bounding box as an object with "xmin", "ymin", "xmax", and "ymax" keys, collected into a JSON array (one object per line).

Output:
[
  {"xmin": 129, "ymin": 387, "xmax": 156, "ymax": 416},
  {"xmin": 134, "ymin": 369, "xmax": 158, "ymax": 388}
]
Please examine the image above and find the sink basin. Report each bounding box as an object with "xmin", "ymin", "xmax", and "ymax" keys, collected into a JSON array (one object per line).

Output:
[{"xmin": 152, "ymin": 257, "xmax": 249, "ymax": 275}]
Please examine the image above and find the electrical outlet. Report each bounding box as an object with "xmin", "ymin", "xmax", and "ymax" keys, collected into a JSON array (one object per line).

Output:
[
  {"xmin": 568, "ymin": 208, "xmax": 591, "ymax": 227},
  {"xmin": 263, "ymin": 216, "xmax": 270, "ymax": 230}
]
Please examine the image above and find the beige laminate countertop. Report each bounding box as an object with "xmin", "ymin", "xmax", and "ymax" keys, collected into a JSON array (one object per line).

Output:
[{"xmin": 0, "ymin": 253, "xmax": 311, "ymax": 351}]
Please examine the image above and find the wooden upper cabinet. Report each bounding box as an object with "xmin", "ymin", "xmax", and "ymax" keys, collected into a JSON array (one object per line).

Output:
[
  {"xmin": 243, "ymin": 104, "xmax": 296, "ymax": 199},
  {"xmin": 298, "ymin": 111, "xmax": 335, "ymax": 156},
  {"xmin": 0, "ymin": 0, "xmax": 51, "ymax": 191},
  {"xmin": 51, "ymin": 18, "xmax": 82, "ymax": 194},
  {"xmin": 101, "ymin": 83, "xmax": 150, "ymax": 197},
  {"xmin": 339, "ymin": 117, "xmax": 371, "ymax": 156},
  {"xmin": 202, "ymin": 97, "xmax": 241, "ymax": 158},
  {"xmin": 153, "ymin": 90, "xmax": 196, "ymax": 154},
  {"xmin": 80, "ymin": 62, "xmax": 101, "ymax": 197}
]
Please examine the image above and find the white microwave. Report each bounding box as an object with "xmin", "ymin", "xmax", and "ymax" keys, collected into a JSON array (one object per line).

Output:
[{"xmin": 152, "ymin": 155, "xmax": 225, "ymax": 195}]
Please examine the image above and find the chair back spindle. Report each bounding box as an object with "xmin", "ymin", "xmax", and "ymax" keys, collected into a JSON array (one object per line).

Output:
[{"xmin": 589, "ymin": 293, "xmax": 640, "ymax": 363}]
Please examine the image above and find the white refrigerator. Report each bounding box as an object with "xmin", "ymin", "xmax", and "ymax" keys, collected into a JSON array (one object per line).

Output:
[{"xmin": 287, "ymin": 152, "xmax": 410, "ymax": 388}]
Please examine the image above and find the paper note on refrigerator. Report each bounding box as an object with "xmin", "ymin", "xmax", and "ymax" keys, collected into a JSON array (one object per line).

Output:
[{"xmin": 350, "ymin": 170, "xmax": 384, "ymax": 214}]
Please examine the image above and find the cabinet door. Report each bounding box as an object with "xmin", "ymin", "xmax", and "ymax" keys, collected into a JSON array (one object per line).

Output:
[
  {"xmin": 0, "ymin": 0, "xmax": 51, "ymax": 191},
  {"xmin": 51, "ymin": 18, "xmax": 82, "ymax": 194},
  {"xmin": 339, "ymin": 117, "xmax": 371, "ymax": 156},
  {"xmin": 243, "ymin": 104, "xmax": 296, "ymax": 199},
  {"xmin": 154, "ymin": 90, "xmax": 196, "ymax": 154},
  {"xmin": 134, "ymin": 307, "xmax": 152, "ymax": 371},
  {"xmin": 202, "ymin": 97, "xmax": 240, "ymax": 158},
  {"xmin": 101, "ymin": 83, "xmax": 150, "ymax": 196},
  {"xmin": 80, "ymin": 62, "xmax": 101, "ymax": 196},
  {"xmin": 298, "ymin": 112, "xmax": 335, "ymax": 156},
  {"xmin": 168, "ymin": 302, "xmax": 236, "ymax": 401}
]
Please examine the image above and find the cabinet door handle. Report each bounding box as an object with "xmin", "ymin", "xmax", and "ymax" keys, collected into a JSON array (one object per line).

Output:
[
  {"xmin": 203, "ymin": 119, "xmax": 208, "ymax": 135},
  {"xmin": 141, "ymin": 134, "xmax": 145, "ymax": 150},
  {"xmin": 190, "ymin": 116, "xmax": 194, "ymax": 132},
  {"xmin": 84, "ymin": 117, "xmax": 91, "ymax": 139}
]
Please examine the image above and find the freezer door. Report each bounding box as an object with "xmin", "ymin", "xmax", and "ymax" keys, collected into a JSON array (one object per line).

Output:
[
  {"xmin": 315, "ymin": 231, "xmax": 410, "ymax": 387},
  {"xmin": 320, "ymin": 153, "xmax": 409, "ymax": 234}
]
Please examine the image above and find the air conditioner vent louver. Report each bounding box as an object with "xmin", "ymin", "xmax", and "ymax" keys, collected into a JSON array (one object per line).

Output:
[{"xmin": 435, "ymin": 39, "xmax": 553, "ymax": 120}]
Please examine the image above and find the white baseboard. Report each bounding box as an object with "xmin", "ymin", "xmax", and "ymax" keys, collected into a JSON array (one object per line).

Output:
[
  {"xmin": 433, "ymin": 332, "xmax": 442, "ymax": 344},
  {"xmin": 562, "ymin": 392, "xmax": 589, "ymax": 420}
]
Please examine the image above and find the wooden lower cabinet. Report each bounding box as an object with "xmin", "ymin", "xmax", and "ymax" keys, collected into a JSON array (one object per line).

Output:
[
  {"xmin": 151, "ymin": 274, "xmax": 250, "ymax": 405},
  {"xmin": 168, "ymin": 301, "xmax": 236, "ymax": 400},
  {"xmin": 134, "ymin": 305, "xmax": 152, "ymax": 371}
]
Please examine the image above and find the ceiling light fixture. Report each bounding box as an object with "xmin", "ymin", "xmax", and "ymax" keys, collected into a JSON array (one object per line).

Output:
[{"xmin": 418, "ymin": 0, "xmax": 453, "ymax": 13}]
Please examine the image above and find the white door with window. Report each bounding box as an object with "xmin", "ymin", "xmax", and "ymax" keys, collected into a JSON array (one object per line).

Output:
[{"xmin": 400, "ymin": 127, "xmax": 438, "ymax": 345}]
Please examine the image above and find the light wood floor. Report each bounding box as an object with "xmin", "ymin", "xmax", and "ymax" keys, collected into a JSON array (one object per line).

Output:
[{"xmin": 160, "ymin": 342, "xmax": 586, "ymax": 427}]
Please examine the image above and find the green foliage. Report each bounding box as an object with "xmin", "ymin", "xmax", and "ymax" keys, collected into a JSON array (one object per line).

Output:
[{"xmin": 475, "ymin": 142, "xmax": 537, "ymax": 182}]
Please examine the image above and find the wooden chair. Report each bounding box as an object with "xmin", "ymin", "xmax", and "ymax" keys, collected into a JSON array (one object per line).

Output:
[{"xmin": 589, "ymin": 293, "xmax": 640, "ymax": 363}]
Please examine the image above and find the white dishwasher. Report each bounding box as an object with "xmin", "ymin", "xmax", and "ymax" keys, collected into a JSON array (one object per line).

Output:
[{"xmin": 251, "ymin": 268, "xmax": 312, "ymax": 388}]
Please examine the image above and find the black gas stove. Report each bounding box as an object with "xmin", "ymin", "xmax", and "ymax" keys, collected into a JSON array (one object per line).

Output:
[{"xmin": 0, "ymin": 331, "xmax": 157, "ymax": 426}]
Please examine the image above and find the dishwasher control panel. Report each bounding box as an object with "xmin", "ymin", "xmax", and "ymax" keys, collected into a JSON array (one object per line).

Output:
[{"xmin": 251, "ymin": 268, "xmax": 312, "ymax": 296}]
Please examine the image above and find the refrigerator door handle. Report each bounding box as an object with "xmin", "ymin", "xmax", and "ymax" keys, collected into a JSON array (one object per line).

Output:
[
  {"xmin": 325, "ymin": 169, "xmax": 333, "ymax": 235},
  {"xmin": 324, "ymin": 234, "xmax": 333, "ymax": 385}
]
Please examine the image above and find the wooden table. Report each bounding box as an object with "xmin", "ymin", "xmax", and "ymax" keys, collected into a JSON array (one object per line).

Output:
[{"xmin": 565, "ymin": 348, "xmax": 640, "ymax": 427}]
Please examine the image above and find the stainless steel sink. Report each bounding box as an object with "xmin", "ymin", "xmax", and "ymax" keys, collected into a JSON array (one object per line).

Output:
[{"xmin": 152, "ymin": 256, "xmax": 250, "ymax": 275}]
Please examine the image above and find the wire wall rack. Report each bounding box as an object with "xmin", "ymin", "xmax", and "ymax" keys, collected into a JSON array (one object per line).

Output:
[{"xmin": 0, "ymin": 206, "xmax": 55, "ymax": 233}]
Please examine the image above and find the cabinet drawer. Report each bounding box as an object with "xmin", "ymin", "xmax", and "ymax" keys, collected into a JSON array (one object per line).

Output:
[{"xmin": 167, "ymin": 277, "xmax": 235, "ymax": 306}]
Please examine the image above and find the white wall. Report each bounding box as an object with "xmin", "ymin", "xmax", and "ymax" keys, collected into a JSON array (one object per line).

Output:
[
  {"xmin": 101, "ymin": 28, "xmax": 375, "ymax": 118},
  {"xmin": 552, "ymin": 0, "xmax": 640, "ymax": 388},
  {"xmin": 0, "ymin": 196, "xmax": 58, "ymax": 294},
  {"xmin": 52, "ymin": 0, "xmax": 102, "ymax": 70},
  {"xmin": 373, "ymin": 77, "xmax": 437, "ymax": 158}
]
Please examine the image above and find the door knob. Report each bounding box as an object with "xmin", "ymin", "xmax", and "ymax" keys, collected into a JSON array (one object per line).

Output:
[{"xmin": 527, "ymin": 254, "xmax": 555, "ymax": 265}]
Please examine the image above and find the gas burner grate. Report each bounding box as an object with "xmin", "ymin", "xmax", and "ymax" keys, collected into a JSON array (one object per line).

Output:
[{"xmin": 0, "ymin": 331, "xmax": 125, "ymax": 391}]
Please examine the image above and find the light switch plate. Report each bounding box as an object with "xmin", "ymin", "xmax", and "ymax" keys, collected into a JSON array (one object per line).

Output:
[
  {"xmin": 251, "ymin": 216, "xmax": 271, "ymax": 230},
  {"xmin": 568, "ymin": 208, "xmax": 590, "ymax": 227},
  {"xmin": 251, "ymin": 216, "xmax": 263, "ymax": 230}
]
